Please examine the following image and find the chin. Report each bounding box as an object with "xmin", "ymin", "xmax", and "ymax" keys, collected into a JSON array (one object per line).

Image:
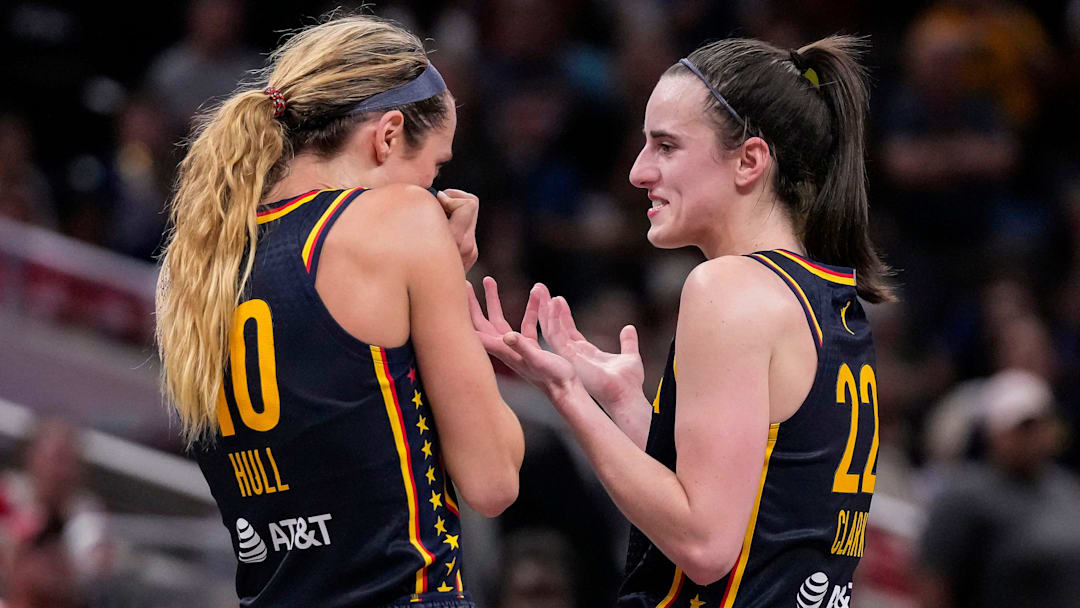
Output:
[{"xmin": 646, "ymin": 226, "xmax": 684, "ymax": 250}]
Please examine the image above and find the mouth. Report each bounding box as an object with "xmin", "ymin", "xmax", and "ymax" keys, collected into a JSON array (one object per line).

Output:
[{"xmin": 647, "ymin": 195, "xmax": 669, "ymax": 218}]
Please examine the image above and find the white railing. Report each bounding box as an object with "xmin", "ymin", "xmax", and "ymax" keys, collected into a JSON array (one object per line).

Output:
[
  {"xmin": 0, "ymin": 396, "xmax": 212, "ymax": 505},
  {"xmin": 0, "ymin": 216, "xmax": 158, "ymax": 302}
]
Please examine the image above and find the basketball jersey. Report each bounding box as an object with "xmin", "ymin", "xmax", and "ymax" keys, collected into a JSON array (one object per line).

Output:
[
  {"xmin": 619, "ymin": 249, "xmax": 879, "ymax": 608},
  {"xmin": 194, "ymin": 189, "xmax": 471, "ymax": 607}
]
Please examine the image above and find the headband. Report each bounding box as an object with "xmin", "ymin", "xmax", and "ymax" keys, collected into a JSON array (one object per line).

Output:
[
  {"xmin": 678, "ymin": 58, "xmax": 744, "ymax": 126},
  {"xmin": 349, "ymin": 62, "xmax": 447, "ymax": 114}
]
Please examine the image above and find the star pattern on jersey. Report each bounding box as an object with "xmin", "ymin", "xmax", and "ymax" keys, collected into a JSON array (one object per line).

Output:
[
  {"xmin": 429, "ymin": 490, "xmax": 443, "ymax": 511},
  {"xmin": 407, "ymin": 367, "xmax": 417, "ymax": 383},
  {"xmin": 426, "ymin": 466, "xmax": 436, "ymax": 485},
  {"xmin": 434, "ymin": 515, "xmax": 447, "ymax": 535},
  {"xmin": 416, "ymin": 414, "xmax": 429, "ymax": 434},
  {"xmin": 421, "ymin": 440, "xmax": 433, "ymax": 459},
  {"xmin": 437, "ymin": 581, "xmax": 454, "ymax": 592},
  {"xmin": 445, "ymin": 556, "xmax": 456, "ymax": 574},
  {"xmin": 689, "ymin": 594, "xmax": 705, "ymax": 608},
  {"xmin": 442, "ymin": 533, "xmax": 459, "ymax": 550},
  {"xmin": 412, "ymin": 390, "xmax": 423, "ymax": 409}
]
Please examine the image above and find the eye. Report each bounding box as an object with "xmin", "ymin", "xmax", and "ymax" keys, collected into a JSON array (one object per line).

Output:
[{"xmin": 657, "ymin": 142, "xmax": 674, "ymax": 155}]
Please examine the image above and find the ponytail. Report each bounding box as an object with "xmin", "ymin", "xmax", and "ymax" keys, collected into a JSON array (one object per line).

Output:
[
  {"xmin": 798, "ymin": 37, "xmax": 894, "ymax": 303},
  {"xmin": 157, "ymin": 90, "xmax": 286, "ymax": 446}
]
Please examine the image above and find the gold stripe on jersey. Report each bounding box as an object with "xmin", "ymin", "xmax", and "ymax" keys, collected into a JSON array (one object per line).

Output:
[
  {"xmin": 652, "ymin": 376, "xmax": 664, "ymax": 414},
  {"xmin": 256, "ymin": 190, "xmax": 321, "ymax": 225},
  {"xmin": 655, "ymin": 566, "xmax": 685, "ymax": 608},
  {"xmin": 301, "ymin": 187, "xmax": 362, "ymax": 270},
  {"xmin": 371, "ymin": 345, "xmax": 434, "ymax": 594},
  {"xmin": 774, "ymin": 250, "xmax": 856, "ymax": 286},
  {"xmin": 751, "ymin": 254, "xmax": 823, "ymax": 346},
  {"xmin": 721, "ymin": 423, "xmax": 780, "ymax": 608}
]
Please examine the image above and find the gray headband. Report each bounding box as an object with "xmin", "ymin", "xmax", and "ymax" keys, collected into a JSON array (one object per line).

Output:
[
  {"xmin": 349, "ymin": 62, "xmax": 447, "ymax": 114},
  {"xmin": 678, "ymin": 58, "xmax": 745, "ymax": 126}
]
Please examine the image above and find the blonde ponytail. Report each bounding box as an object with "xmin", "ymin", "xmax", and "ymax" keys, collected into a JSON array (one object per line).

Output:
[{"xmin": 157, "ymin": 90, "xmax": 285, "ymax": 445}]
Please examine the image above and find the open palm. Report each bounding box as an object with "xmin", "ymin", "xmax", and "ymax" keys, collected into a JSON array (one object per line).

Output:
[
  {"xmin": 467, "ymin": 278, "xmax": 575, "ymax": 393},
  {"xmin": 535, "ymin": 285, "xmax": 645, "ymax": 409}
]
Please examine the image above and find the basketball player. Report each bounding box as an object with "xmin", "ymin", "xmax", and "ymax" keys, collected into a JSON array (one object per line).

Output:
[
  {"xmin": 155, "ymin": 16, "xmax": 523, "ymax": 606},
  {"xmin": 471, "ymin": 36, "xmax": 893, "ymax": 607}
]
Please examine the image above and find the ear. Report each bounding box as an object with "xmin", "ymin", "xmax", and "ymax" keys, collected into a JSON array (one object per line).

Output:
[
  {"xmin": 733, "ymin": 136, "xmax": 771, "ymax": 189},
  {"xmin": 372, "ymin": 110, "xmax": 406, "ymax": 164}
]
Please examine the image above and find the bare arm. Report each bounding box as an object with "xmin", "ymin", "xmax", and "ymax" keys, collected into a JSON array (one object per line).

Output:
[
  {"xmin": 496, "ymin": 257, "xmax": 779, "ymax": 584},
  {"xmin": 398, "ymin": 186, "xmax": 524, "ymax": 517}
]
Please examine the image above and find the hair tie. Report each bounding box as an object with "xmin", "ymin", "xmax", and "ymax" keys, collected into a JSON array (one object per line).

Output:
[
  {"xmin": 264, "ymin": 87, "xmax": 286, "ymax": 118},
  {"xmin": 788, "ymin": 50, "xmax": 820, "ymax": 89}
]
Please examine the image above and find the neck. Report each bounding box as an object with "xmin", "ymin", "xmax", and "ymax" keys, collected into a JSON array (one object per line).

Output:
[
  {"xmin": 698, "ymin": 193, "xmax": 804, "ymax": 260},
  {"xmin": 264, "ymin": 150, "xmax": 381, "ymax": 203}
]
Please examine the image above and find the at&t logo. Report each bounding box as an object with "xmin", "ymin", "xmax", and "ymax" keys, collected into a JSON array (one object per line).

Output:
[
  {"xmin": 233, "ymin": 513, "xmax": 333, "ymax": 563},
  {"xmin": 796, "ymin": 571, "xmax": 853, "ymax": 608}
]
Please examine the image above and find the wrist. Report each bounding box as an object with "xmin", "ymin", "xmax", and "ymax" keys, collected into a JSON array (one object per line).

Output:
[
  {"xmin": 606, "ymin": 392, "xmax": 651, "ymax": 414},
  {"xmin": 545, "ymin": 377, "xmax": 586, "ymax": 411}
]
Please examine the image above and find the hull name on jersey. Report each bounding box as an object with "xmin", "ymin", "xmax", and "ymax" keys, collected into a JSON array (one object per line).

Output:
[
  {"xmin": 227, "ymin": 447, "xmax": 291, "ymax": 497},
  {"xmin": 269, "ymin": 513, "xmax": 332, "ymax": 551},
  {"xmin": 830, "ymin": 509, "xmax": 868, "ymax": 557}
]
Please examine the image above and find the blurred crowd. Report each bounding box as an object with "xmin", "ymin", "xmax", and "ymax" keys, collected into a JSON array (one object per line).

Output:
[{"xmin": 2, "ymin": 0, "xmax": 1080, "ymax": 606}]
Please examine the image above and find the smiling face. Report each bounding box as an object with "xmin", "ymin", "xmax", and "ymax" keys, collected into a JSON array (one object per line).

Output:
[{"xmin": 629, "ymin": 75, "xmax": 740, "ymax": 251}]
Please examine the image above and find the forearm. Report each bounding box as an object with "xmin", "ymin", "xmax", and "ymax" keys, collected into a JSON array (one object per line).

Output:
[
  {"xmin": 597, "ymin": 394, "xmax": 652, "ymax": 450},
  {"xmin": 548, "ymin": 382, "xmax": 735, "ymax": 578}
]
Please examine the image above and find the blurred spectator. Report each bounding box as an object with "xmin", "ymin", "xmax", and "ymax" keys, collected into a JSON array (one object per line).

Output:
[
  {"xmin": 878, "ymin": 8, "xmax": 1024, "ymax": 294},
  {"xmin": 496, "ymin": 528, "xmax": 578, "ymax": 608},
  {"xmin": 145, "ymin": 0, "xmax": 261, "ymax": 130},
  {"xmin": 0, "ymin": 114, "xmax": 56, "ymax": 229},
  {"xmin": 927, "ymin": 0, "xmax": 1053, "ymax": 131},
  {"xmin": 105, "ymin": 94, "xmax": 175, "ymax": 260},
  {"xmin": 3, "ymin": 523, "xmax": 85, "ymax": 608},
  {"xmin": 916, "ymin": 370, "xmax": 1080, "ymax": 608},
  {"xmin": 0, "ymin": 419, "xmax": 108, "ymax": 593}
]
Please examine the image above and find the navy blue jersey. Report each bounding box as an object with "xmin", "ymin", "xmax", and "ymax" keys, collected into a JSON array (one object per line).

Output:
[
  {"xmin": 194, "ymin": 189, "xmax": 471, "ymax": 607},
  {"xmin": 619, "ymin": 249, "xmax": 878, "ymax": 608}
]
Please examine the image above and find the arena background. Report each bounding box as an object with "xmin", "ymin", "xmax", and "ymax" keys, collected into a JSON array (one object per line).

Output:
[{"xmin": 1, "ymin": 0, "xmax": 1078, "ymax": 605}]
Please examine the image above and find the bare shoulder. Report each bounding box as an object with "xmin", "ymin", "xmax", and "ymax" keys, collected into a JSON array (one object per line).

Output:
[
  {"xmin": 683, "ymin": 256, "xmax": 789, "ymax": 311},
  {"xmin": 680, "ymin": 255, "xmax": 806, "ymax": 337},
  {"xmin": 336, "ymin": 184, "xmax": 443, "ymax": 232},
  {"xmin": 330, "ymin": 184, "xmax": 452, "ymax": 257}
]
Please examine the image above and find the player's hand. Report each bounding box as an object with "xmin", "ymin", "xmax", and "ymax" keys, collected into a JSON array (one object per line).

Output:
[
  {"xmin": 535, "ymin": 284, "xmax": 645, "ymax": 411},
  {"xmin": 468, "ymin": 277, "xmax": 575, "ymax": 395},
  {"xmin": 437, "ymin": 189, "xmax": 479, "ymax": 272}
]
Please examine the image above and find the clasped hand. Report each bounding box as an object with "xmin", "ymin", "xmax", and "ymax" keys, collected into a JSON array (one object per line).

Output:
[{"xmin": 467, "ymin": 278, "xmax": 645, "ymax": 410}]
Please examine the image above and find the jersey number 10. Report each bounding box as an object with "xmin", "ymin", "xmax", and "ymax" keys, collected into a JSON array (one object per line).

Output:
[
  {"xmin": 833, "ymin": 363, "xmax": 879, "ymax": 494},
  {"xmin": 217, "ymin": 299, "xmax": 281, "ymax": 436}
]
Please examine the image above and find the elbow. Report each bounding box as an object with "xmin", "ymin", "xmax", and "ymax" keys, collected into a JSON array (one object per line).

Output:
[
  {"xmin": 458, "ymin": 466, "xmax": 520, "ymax": 518},
  {"xmin": 677, "ymin": 538, "xmax": 741, "ymax": 587}
]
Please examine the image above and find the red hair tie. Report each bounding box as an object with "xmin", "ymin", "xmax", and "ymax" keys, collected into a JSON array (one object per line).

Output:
[{"xmin": 264, "ymin": 87, "xmax": 286, "ymax": 118}]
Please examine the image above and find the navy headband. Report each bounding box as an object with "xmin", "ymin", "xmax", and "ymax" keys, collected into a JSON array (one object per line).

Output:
[
  {"xmin": 349, "ymin": 62, "xmax": 447, "ymax": 114},
  {"xmin": 678, "ymin": 58, "xmax": 745, "ymax": 126}
]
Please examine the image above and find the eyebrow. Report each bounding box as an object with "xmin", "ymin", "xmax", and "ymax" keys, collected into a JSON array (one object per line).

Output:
[{"xmin": 646, "ymin": 129, "xmax": 680, "ymax": 141}]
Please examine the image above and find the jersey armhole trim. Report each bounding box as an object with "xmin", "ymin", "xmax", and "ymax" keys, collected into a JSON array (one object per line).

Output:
[
  {"xmin": 747, "ymin": 253, "xmax": 823, "ymax": 350},
  {"xmin": 302, "ymin": 187, "xmax": 366, "ymax": 275}
]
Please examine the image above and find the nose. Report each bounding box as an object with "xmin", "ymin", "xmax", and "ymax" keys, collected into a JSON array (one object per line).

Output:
[{"xmin": 629, "ymin": 146, "xmax": 657, "ymax": 189}]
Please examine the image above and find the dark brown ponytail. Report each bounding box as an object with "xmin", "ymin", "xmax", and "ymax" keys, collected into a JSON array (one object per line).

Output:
[{"xmin": 670, "ymin": 35, "xmax": 895, "ymax": 303}]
